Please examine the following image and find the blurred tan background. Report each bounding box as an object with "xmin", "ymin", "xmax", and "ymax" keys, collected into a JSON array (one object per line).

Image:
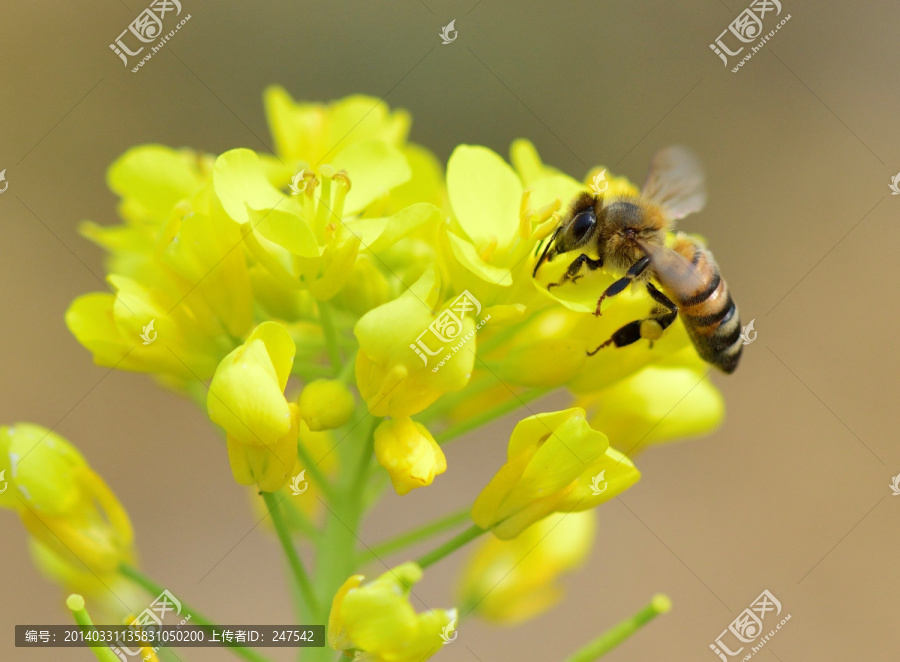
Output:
[{"xmin": 2, "ymin": 0, "xmax": 899, "ymax": 660}]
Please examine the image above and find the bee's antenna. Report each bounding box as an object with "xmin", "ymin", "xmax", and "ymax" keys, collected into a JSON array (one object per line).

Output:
[{"xmin": 533, "ymin": 226, "xmax": 562, "ymax": 278}]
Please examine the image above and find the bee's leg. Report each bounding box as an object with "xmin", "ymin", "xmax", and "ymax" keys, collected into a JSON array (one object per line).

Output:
[
  {"xmin": 547, "ymin": 254, "xmax": 602, "ymax": 290},
  {"xmin": 646, "ymin": 282, "xmax": 677, "ymax": 314},
  {"xmin": 587, "ymin": 282, "xmax": 678, "ymax": 356},
  {"xmin": 593, "ymin": 255, "xmax": 651, "ymax": 315},
  {"xmin": 642, "ymin": 282, "xmax": 678, "ymax": 347}
]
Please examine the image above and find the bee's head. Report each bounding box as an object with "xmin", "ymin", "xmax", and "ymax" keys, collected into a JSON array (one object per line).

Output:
[
  {"xmin": 603, "ymin": 200, "xmax": 665, "ymax": 270},
  {"xmin": 533, "ymin": 193, "xmax": 601, "ymax": 278}
]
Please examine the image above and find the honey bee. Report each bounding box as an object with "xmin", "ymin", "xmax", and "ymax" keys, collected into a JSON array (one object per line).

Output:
[{"xmin": 532, "ymin": 146, "xmax": 742, "ymax": 373}]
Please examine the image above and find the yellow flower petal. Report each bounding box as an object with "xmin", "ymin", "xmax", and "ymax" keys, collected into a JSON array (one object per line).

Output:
[
  {"xmin": 107, "ymin": 144, "xmax": 205, "ymax": 219},
  {"xmin": 374, "ymin": 419, "xmax": 446, "ymax": 495},
  {"xmin": 329, "ymin": 563, "xmax": 455, "ymax": 662},
  {"xmin": 331, "ymin": 140, "xmax": 411, "ymax": 215},
  {"xmin": 447, "ymin": 145, "xmax": 523, "ymax": 251},
  {"xmin": 344, "ymin": 202, "xmax": 442, "ymax": 254},
  {"xmin": 207, "ymin": 322, "xmax": 295, "ymax": 446},
  {"xmin": 581, "ymin": 361, "xmax": 724, "ymax": 454},
  {"xmin": 251, "ymin": 206, "xmax": 321, "ymax": 258},
  {"xmin": 354, "ymin": 268, "xmax": 475, "ymax": 417},
  {"xmin": 458, "ymin": 510, "xmax": 595, "ymax": 624},
  {"xmin": 472, "ymin": 408, "xmax": 639, "ymax": 539},
  {"xmin": 445, "ymin": 231, "xmax": 513, "ymax": 286},
  {"xmin": 298, "ymin": 379, "xmax": 355, "ymax": 431},
  {"xmin": 213, "ymin": 148, "xmax": 285, "ymax": 224}
]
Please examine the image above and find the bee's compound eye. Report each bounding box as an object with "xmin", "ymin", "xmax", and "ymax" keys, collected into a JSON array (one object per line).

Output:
[{"xmin": 571, "ymin": 210, "xmax": 595, "ymax": 242}]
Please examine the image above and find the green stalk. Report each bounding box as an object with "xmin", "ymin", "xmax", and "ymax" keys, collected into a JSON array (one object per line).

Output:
[
  {"xmin": 350, "ymin": 416, "xmax": 379, "ymax": 490},
  {"xmin": 295, "ymin": 440, "xmax": 338, "ymax": 503},
  {"xmin": 434, "ymin": 388, "xmax": 550, "ymax": 444},
  {"xmin": 360, "ymin": 507, "xmax": 472, "ymax": 562},
  {"xmin": 280, "ymin": 494, "xmax": 321, "ymax": 541},
  {"xmin": 563, "ymin": 594, "xmax": 672, "ymax": 661},
  {"xmin": 317, "ymin": 302, "xmax": 343, "ymax": 375},
  {"xmin": 308, "ymin": 415, "xmax": 379, "ymax": 662},
  {"xmin": 338, "ymin": 349, "xmax": 357, "ymax": 383},
  {"xmin": 118, "ymin": 564, "xmax": 274, "ymax": 662},
  {"xmin": 157, "ymin": 646, "xmax": 181, "ymax": 662},
  {"xmin": 65, "ymin": 594, "xmax": 122, "ymax": 662},
  {"xmin": 309, "ymin": 498, "xmax": 359, "ymax": 662},
  {"xmin": 262, "ymin": 491, "xmax": 321, "ymax": 618},
  {"xmin": 415, "ymin": 524, "xmax": 486, "ymax": 569}
]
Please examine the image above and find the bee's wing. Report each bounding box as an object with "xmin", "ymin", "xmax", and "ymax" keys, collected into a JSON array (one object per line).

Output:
[
  {"xmin": 642, "ymin": 146, "xmax": 706, "ymax": 220},
  {"xmin": 637, "ymin": 239, "xmax": 708, "ymax": 298}
]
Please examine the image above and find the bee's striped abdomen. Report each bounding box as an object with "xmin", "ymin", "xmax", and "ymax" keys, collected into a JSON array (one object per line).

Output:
[{"xmin": 665, "ymin": 238, "xmax": 742, "ymax": 373}]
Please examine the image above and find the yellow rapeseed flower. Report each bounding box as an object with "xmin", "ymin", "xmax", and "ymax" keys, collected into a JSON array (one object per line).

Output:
[
  {"xmin": 328, "ymin": 562, "xmax": 455, "ymax": 662},
  {"xmin": 458, "ymin": 510, "xmax": 595, "ymax": 624},
  {"xmin": 373, "ymin": 418, "xmax": 446, "ymax": 495},
  {"xmin": 471, "ymin": 408, "xmax": 640, "ymax": 539},
  {"xmin": 298, "ymin": 379, "xmax": 356, "ymax": 431},
  {"xmin": 355, "ymin": 266, "xmax": 474, "ymax": 417},
  {"xmin": 577, "ymin": 349, "xmax": 724, "ymax": 454},
  {"xmin": 207, "ymin": 321, "xmax": 300, "ymax": 491},
  {"xmin": 0, "ymin": 424, "xmax": 135, "ymax": 598}
]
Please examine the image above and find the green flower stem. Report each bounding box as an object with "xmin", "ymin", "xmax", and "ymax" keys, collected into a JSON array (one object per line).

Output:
[
  {"xmin": 315, "ymin": 499, "xmax": 358, "ymax": 601},
  {"xmin": 309, "ymin": 415, "xmax": 378, "ymax": 661},
  {"xmin": 317, "ymin": 302, "xmax": 343, "ymax": 375},
  {"xmin": 280, "ymin": 493, "xmax": 322, "ymax": 541},
  {"xmin": 311, "ymin": 497, "xmax": 360, "ymax": 662},
  {"xmin": 563, "ymin": 594, "xmax": 672, "ymax": 662},
  {"xmin": 65, "ymin": 594, "xmax": 122, "ymax": 662},
  {"xmin": 262, "ymin": 491, "xmax": 321, "ymax": 618},
  {"xmin": 415, "ymin": 524, "xmax": 486, "ymax": 570},
  {"xmin": 360, "ymin": 507, "xmax": 472, "ymax": 563},
  {"xmin": 351, "ymin": 416, "xmax": 379, "ymax": 489},
  {"xmin": 157, "ymin": 647, "xmax": 181, "ymax": 662},
  {"xmin": 434, "ymin": 388, "xmax": 550, "ymax": 444},
  {"xmin": 338, "ymin": 349, "xmax": 357, "ymax": 383},
  {"xmin": 118, "ymin": 564, "xmax": 274, "ymax": 662},
  {"xmin": 295, "ymin": 440, "xmax": 338, "ymax": 503}
]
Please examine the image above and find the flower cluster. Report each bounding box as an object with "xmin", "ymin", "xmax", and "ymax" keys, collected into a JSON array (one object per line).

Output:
[
  {"xmin": 0, "ymin": 425, "xmax": 135, "ymax": 610},
  {"xmin": 2, "ymin": 87, "xmax": 729, "ymax": 661}
]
